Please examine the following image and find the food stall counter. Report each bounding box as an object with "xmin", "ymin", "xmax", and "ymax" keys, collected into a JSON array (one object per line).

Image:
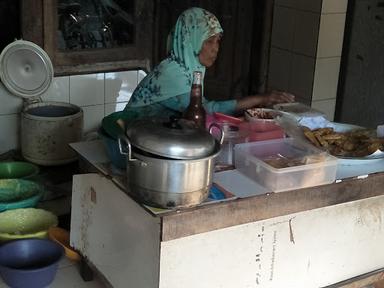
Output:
[{"xmin": 69, "ymin": 140, "xmax": 384, "ymax": 288}]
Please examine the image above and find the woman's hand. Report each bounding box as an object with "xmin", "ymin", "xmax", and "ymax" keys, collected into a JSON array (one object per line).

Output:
[
  {"xmin": 235, "ymin": 90, "xmax": 295, "ymax": 112},
  {"xmin": 262, "ymin": 90, "xmax": 295, "ymax": 107}
]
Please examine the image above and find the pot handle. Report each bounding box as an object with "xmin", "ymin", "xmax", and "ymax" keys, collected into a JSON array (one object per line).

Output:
[
  {"xmin": 208, "ymin": 123, "xmax": 225, "ymax": 145},
  {"xmin": 118, "ymin": 135, "xmax": 137, "ymax": 162}
]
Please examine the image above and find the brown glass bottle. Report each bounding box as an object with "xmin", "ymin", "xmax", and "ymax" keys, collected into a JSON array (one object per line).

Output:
[{"xmin": 183, "ymin": 71, "xmax": 206, "ymax": 129}]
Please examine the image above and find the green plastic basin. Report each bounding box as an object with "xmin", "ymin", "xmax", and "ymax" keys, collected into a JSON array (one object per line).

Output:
[
  {"xmin": 0, "ymin": 162, "xmax": 39, "ymax": 179},
  {"xmin": 0, "ymin": 179, "xmax": 42, "ymax": 202},
  {"xmin": 0, "ymin": 208, "xmax": 58, "ymax": 242}
]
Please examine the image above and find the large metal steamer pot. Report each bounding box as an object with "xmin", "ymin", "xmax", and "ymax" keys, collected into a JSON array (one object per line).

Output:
[{"xmin": 118, "ymin": 118, "xmax": 223, "ymax": 209}]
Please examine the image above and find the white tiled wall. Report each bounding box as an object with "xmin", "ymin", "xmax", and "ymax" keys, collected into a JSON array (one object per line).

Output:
[
  {"xmin": 312, "ymin": 57, "xmax": 341, "ymax": 101},
  {"xmin": 317, "ymin": 13, "xmax": 346, "ymax": 58},
  {"xmin": 0, "ymin": 70, "xmax": 146, "ymax": 154},
  {"xmin": 268, "ymin": 0, "xmax": 348, "ymax": 121}
]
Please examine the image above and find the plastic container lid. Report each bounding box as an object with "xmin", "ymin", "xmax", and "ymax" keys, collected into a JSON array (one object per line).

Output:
[
  {"xmin": 273, "ymin": 102, "xmax": 325, "ymax": 118},
  {"xmin": 0, "ymin": 39, "xmax": 53, "ymax": 99}
]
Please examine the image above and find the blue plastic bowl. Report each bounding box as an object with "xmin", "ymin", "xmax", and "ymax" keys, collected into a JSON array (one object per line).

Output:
[{"xmin": 0, "ymin": 239, "xmax": 64, "ymax": 288}]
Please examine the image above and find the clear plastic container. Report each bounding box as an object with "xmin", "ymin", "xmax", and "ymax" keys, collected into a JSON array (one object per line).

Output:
[
  {"xmin": 214, "ymin": 122, "xmax": 249, "ymax": 166},
  {"xmin": 234, "ymin": 138, "xmax": 338, "ymax": 192},
  {"xmin": 273, "ymin": 102, "xmax": 326, "ymax": 119}
]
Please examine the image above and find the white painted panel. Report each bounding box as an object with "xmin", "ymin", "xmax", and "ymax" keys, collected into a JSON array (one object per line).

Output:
[
  {"xmin": 159, "ymin": 196, "xmax": 384, "ymax": 288},
  {"xmin": 71, "ymin": 174, "xmax": 161, "ymax": 288}
]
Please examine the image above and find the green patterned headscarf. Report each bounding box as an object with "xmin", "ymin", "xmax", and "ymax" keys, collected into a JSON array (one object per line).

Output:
[{"xmin": 127, "ymin": 7, "xmax": 223, "ymax": 107}]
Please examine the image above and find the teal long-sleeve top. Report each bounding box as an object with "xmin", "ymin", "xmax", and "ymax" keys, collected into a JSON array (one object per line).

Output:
[{"xmin": 123, "ymin": 93, "xmax": 237, "ymax": 120}]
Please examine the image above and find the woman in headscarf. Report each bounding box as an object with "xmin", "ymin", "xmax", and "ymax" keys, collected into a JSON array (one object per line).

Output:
[{"xmin": 124, "ymin": 7, "xmax": 294, "ymax": 118}]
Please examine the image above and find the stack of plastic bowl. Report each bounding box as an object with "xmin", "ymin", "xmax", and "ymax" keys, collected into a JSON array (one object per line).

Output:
[{"xmin": 0, "ymin": 162, "xmax": 64, "ymax": 287}]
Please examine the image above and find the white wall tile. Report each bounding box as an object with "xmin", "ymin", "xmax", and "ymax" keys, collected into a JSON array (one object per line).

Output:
[
  {"xmin": 275, "ymin": 0, "xmax": 322, "ymax": 13},
  {"xmin": 0, "ymin": 83, "xmax": 23, "ymax": 115},
  {"xmin": 69, "ymin": 73, "xmax": 104, "ymax": 106},
  {"xmin": 313, "ymin": 57, "xmax": 341, "ymax": 101},
  {"xmin": 311, "ymin": 98, "xmax": 336, "ymax": 120},
  {"xmin": 0, "ymin": 114, "xmax": 19, "ymax": 153},
  {"xmin": 81, "ymin": 105, "xmax": 105, "ymax": 133},
  {"xmin": 105, "ymin": 71, "xmax": 137, "ymax": 104},
  {"xmin": 41, "ymin": 76, "xmax": 70, "ymax": 103},
  {"xmin": 322, "ymin": 0, "xmax": 348, "ymax": 14},
  {"xmin": 105, "ymin": 102, "xmax": 128, "ymax": 116},
  {"xmin": 271, "ymin": 6, "xmax": 296, "ymax": 50},
  {"xmin": 292, "ymin": 10, "xmax": 321, "ymax": 57},
  {"xmin": 289, "ymin": 54, "xmax": 316, "ymax": 102},
  {"xmin": 268, "ymin": 48, "xmax": 293, "ymax": 92},
  {"xmin": 138, "ymin": 70, "xmax": 147, "ymax": 84},
  {"xmin": 317, "ymin": 13, "xmax": 346, "ymax": 58}
]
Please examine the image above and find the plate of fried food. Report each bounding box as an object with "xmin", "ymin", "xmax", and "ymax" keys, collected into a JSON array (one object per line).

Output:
[
  {"xmin": 302, "ymin": 123, "xmax": 384, "ymax": 159},
  {"xmin": 244, "ymin": 108, "xmax": 283, "ymax": 122}
]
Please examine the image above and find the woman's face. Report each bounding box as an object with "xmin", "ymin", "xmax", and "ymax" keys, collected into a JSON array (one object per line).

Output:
[{"xmin": 199, "ymin": 34, "xmax": 221, "ymax": 68}]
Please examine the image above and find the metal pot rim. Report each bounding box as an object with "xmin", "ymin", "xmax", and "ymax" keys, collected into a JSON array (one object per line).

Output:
[
  {"xmin": 126, "ymin": 118, "xmax": 218, "ymax": 159},
  {"xmin": 131, "ymin": 142, "xmax": 221, "ymax": 163}
]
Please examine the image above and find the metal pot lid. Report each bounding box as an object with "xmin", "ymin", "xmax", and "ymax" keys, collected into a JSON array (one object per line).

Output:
[
  {"xmin": 126, "ymin": 117, "xmax": 217, "ymax": 159},
  {"xmin": 0, "ymin": 39, "xmax": 53, "ymax": 99}
]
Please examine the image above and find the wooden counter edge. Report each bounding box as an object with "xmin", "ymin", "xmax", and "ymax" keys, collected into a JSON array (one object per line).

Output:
[{"xmin": 161, "ymin": 172, "xmax": 384, "ymax": 241}]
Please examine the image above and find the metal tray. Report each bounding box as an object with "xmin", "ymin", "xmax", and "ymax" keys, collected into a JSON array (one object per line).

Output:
[
  {"xmin": 330, "ymin": 123, "xmax": 384, "ymax": 160},
  {"xmin": 276, "ymin": 116, "xmax": 384, "ymax": 160}
]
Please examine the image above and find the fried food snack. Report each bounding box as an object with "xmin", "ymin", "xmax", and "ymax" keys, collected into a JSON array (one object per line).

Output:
[{"xmin": 302, "ymin": 126, "xmax": 384, "ymax": 157}]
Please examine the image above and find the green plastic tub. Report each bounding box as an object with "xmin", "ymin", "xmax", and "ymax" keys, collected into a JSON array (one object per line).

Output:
[
  {"xmin": 0, "ymin": 208, "xmax": 58, "ymax": 242},
  {"xmin": 0, "ymin": 162, "xmax": 39, "ymax": 179},
  {"xmin": 0, "ymin": 179, "xmax": 44, "ymax": 211}
]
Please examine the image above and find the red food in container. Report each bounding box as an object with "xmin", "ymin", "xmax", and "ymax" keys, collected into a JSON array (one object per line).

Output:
[
  {"xmin": 213, "ymin": 112, "xmax": 243, "ymax": 125},
  {"xmin": 240, "ymin": 121, "xmax": 285, "ymax": 142},
  {"xmin": 206, "ymin": 113, "xmax": 285, "ymax": 142}
]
